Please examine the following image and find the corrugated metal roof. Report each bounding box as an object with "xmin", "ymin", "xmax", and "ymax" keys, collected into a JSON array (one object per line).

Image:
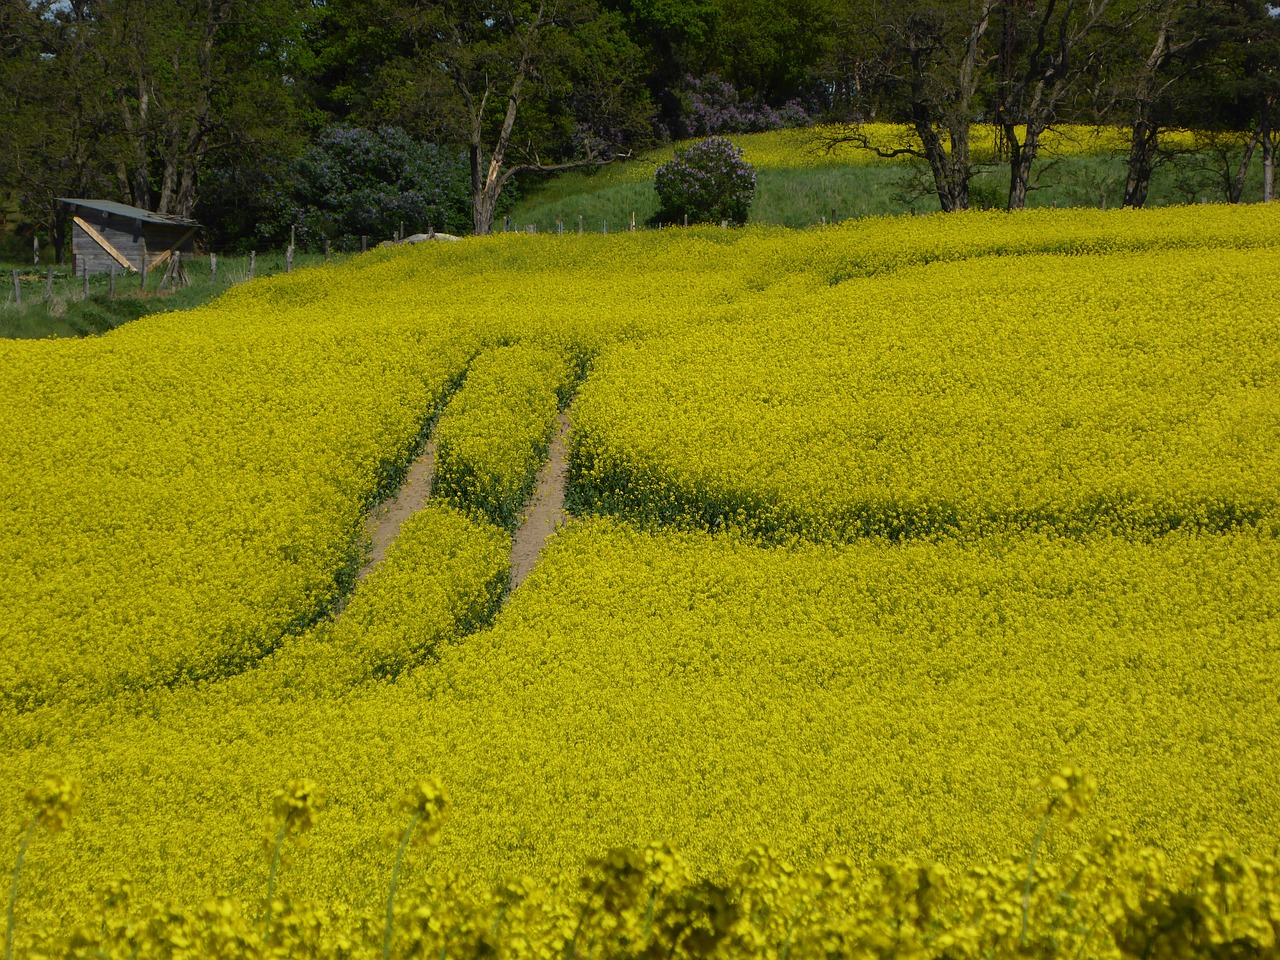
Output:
[{"xmin": 59, "ymin": 198, "xmax": 201, "ymax": 228}]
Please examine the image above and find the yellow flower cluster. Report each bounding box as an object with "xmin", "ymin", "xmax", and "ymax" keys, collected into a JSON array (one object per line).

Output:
[
  {"xmin": 572, "ymin": 243, "xmax": 1280, "ymax": 540},
  {"xmin": 241, "ymin": 500, "xmax": 510, "ymax": 691},
  {"xmin": 1, "ymin": 203, "xmax": 1279, "ymax": 949},
  {"xmin": 2, "ymin": 520, "xmax": 1276, "ymax": 935},
  {"xmin": 0, "ymin": 273, "xmax": 479, "ymax": 711},
  {"xmin": 434, "ymin": 344, "xmax": 574, "ymax": 531},
  {"xmin": 23, "ymin": 832, "xmax": 1280, "ymax": 959}
]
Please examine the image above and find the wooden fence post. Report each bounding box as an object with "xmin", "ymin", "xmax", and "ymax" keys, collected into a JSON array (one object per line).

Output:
[
  {"xmin": 210, "ymin": 252, "xmax": 217, "ymax": 284},
  {"xmin": 325, "ymin": 240, "xmax": 331, "ymax": 262},
  {"xmin": 361, "ymin": 236, "xmax": 368, "ymax": 253},
  {"xmin": 683, "ymin": 213, "xmax": 688, "ymax": 227},
  {"xmin": 603, "ymin": 219, "xmax": 607, "ymax": 234},
  {"xmin": 285, "ymin": 246, "xmax": 294, "ymax": 273},
  {"xmin": 629, "ymin": 211, "xmax": 636, "ymax": 231},
  {"xmin": 577, "ymin": 215, "xmax": 583, "ymax": 235},
  {"xmin": 556, "ymin": 215, "xmax": 563, "ymax": 236},
  {"xmin": 140, "ymin": 242, "xmax": 148, "ymax": 290},
  {"xmin": 12, "ymin": 269, "xmax": 21, "ymax": 307},
  {"xmin": 45, "ymin": 266, "xmax": 53, "ymax": 300},
  {"xmin": 249, "ymin": 250, "xmax": 256, "ymax": 280},
  {"xmin": 33, "ymin": 236, "xmax": 39, "ymax": 267}
]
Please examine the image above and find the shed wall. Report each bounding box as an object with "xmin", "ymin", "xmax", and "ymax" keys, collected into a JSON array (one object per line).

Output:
[{"xmin": 69, "ymin": 210, "xmax": 200, "ymax": 276}]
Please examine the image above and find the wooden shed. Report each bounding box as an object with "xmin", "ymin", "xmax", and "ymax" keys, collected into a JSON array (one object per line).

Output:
[{"xmin": 59, "ymin": 198, "xmax": 201, "ymax": 276}]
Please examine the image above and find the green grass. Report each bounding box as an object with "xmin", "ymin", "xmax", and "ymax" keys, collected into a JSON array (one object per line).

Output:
[
  {"xmin": 507, "ymin": 151, "xmax": 1270, "ymax": 233},
  {"xmin": 0, "ymin": 250, "xmax": 347, "ymax": 339}
]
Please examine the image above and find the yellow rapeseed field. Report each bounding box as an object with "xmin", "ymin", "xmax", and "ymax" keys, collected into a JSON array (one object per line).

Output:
[
  {"xmin": 1, "ymin": 203, "xmax": 1278, "ymax": 954},
  {"xmin": 598, "ymin": 124, "xmax": 1200, "ymax": 184},
  {"xmin": 434, "ymin": 343, "xmax": 575, "ymax": 531}
]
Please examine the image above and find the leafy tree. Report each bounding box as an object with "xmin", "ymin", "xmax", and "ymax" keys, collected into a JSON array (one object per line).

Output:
[
  {"xmin": 316, "ymin": 0, "xmax": 655, "ymax": 235},
  {"xmin": 288, "ymin": 126, "xmax": 472, "ymax": 247},
  {"xmin": 0, "ymin": 0, "xmax": 312, "ymax": 258},
  {"xmin": 0, "ymin": 2, "xmax": 115, "ymax": 260},
  {"xmin": 705, "ymin": 0, "xmax": 838, "ymax": 105},
  {"xmin": 599, "ymin": 0, "xmax": 720, "ymax": 133}
]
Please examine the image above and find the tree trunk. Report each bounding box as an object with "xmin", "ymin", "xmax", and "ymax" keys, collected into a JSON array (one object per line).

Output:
[
  {"xmin": 473, "ymin": 180, "xmax": 499, "ymax": 236},
  {"xmin": 158, "ymin": 155, "xmax": 178, "ymax": 214},
  {"xmin": 1123, "ymin": 116, "xmax": 1158, "ymax": 208},
  {"xmin": 1229, "ymin": 131, "xmax": 1260, "ymax": 204},
  {"xmin": 52, "ymin": 206, "xmax": 67, "ymax": 265},
  {"xmin": 907, "ymin": 1, "xmax": 993, "ymax": 213},
  {"xmin": 914, "ymin": 118, "xmax": 965, "ymax": 212},
  {"xmin": 1263, "ymin": 96, "xmax": 1275, "ymax": 203},
  {"xmin": 1004, "ymin": 120, "xmax": 1042, "ymax": 210},
  {"xmin": 119, "ymin": 79, "xmax": 152, "ymax": 210},
  {"xmin": 1124, "ymin": 24, "xmax": 1169, "ymax": 210}
]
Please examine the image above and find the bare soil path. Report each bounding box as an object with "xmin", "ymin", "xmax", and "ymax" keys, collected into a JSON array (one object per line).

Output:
[
  {"xmin": 357, "ymin": 439, "xmax": 437, "ymax": 581},
  {"xmin": 353, "ymin": 409, "xmax": 569, "ymax": 597},
  {"xmin": 509, "ymin": 412, "xmax": 570, "ymax": 592}
]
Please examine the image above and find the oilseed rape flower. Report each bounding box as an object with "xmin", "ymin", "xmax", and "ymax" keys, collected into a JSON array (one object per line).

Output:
[
  {"xmin": 398, "ymin": 778, "xmax": 448, "ymax": 847},
  {"xmin": 433, "ymin": 343, "xmax": 574, "ymax": 532},
  {"xmin": 22, "ymin": 778, "xmax": 80, "ymax": 835},
  {"xmin": 269, "ymin": 779, "xmax": 324, "ymax": 840},
  {"xmin": 0, "ymin": 203, "xmax": 1278, "ymax": 951}
]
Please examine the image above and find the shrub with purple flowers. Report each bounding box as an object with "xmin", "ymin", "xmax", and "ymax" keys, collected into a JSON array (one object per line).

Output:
[
  {"xmin": 680, "ymin": 74, "xmax": 811, "ymax": 137},
  {"xmin": 654, "ymin": 136, "xmax": 756, "ymax": 226}
]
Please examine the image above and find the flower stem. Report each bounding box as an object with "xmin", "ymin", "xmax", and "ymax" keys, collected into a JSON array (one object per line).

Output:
[
  {"xmin": 383, "ymin": 811, "xmax": 421, "ymax": 960},
  {"xmin": 5, "ymin": 815, "xmax": 40, "ymax": 960},
  {"xmin": 1020, "ymin": 810, "xmax": 1054, "ymax": 948},
  {"xmin": 263, "ymin": 819, "xmax": 289, "ymax": 939}
]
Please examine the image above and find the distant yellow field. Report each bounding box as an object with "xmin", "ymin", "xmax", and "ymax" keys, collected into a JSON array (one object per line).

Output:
[{"xmin": 600, "ymin": 124, "xmax": 1201, "ymax": 184}]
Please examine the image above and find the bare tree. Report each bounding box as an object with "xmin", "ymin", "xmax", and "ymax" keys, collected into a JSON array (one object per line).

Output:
[
  {"xmin": 994, "ymin": 0, "xmax": 1124, "ymax": 209},
  {"xmin": 1116, "ymin": 3, "xmax": 1206, "ymax": 207},
  {"xmin": 819, "ymin": 0, "xmax": 998, "ymax": 212}
]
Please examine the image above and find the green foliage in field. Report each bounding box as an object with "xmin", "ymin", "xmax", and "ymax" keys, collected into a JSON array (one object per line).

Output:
[{"xmin": 507, "ymin": 126, "xmax": 1265, "ymax": 230}]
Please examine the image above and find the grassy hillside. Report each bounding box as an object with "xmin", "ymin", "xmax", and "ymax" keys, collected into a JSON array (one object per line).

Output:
[
  {"xmin": 0, "ymin": 251, "xmax": 341, "ymax": 339},
  {"xmin": 508, "ymin": 125, "xmax": 1267, "ymax": 232}
]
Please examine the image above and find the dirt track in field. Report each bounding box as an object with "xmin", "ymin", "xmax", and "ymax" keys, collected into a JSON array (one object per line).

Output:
[
  {"xmin": 509, "ymin": 411, "xmax": 570, "ymax": 592},
  {"xmin": 355, "ymin": 410, "xmax": 570, "ymax": 594},
  {"xmin": 357, "ymin": 439, "xmax": 437, "ymax": 581}
]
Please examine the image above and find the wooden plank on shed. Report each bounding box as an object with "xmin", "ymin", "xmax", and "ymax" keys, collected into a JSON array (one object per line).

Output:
[
  {"xmin": 73, "ymin": 216, "xmax": 137, "ymax": 272},
  {"xmin": 147, "ymin": 227, "xmax": 198, "ymax": 270}
]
